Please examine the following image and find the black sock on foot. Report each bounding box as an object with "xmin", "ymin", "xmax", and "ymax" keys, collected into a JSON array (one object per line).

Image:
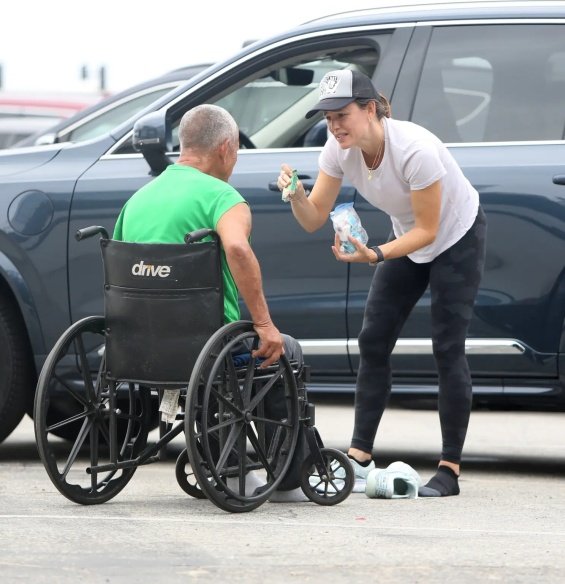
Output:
[
  {"xmin": 347, "ymin": 454, "xmax": 372, "ymax": 467},
  {"xmin": 419, "ymin": 466, "xmax": 460, "ymax": 497}
]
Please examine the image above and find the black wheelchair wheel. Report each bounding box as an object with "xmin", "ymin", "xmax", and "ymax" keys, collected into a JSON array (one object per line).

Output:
[
  {"xmin": 34, "ymin": 316, "xmax": 151, "ymax": 505},
  {"xmin": 185, "ymin": 321, "xmax": 300, "ymax": 513},
  {"xmin": 175, "ymin": 448, "xmax": 206, "ymax": 499},
  {"xmin": 300, "ymin": 448, "xmax": 354, "ymax": 506}
]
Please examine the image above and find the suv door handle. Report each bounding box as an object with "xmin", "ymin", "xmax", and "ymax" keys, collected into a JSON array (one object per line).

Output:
[
  {"xmin": 301, "ymin": 180, "xmax": 315, "ymax": 191},
  {"xmin": 552, "ymin": 174, "xmax": 565, "ymax": 185}
]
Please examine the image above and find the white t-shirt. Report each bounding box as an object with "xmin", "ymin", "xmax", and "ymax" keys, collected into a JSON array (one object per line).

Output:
[{"xmin": 319, "ymin": 117, "xmax": 479, "ymax": 263}]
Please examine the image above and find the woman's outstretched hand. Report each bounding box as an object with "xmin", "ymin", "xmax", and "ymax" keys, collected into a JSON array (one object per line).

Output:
[
  {"xmin": 277, "ymin": 163, "xmax": 294, "ymax": 191},
  {"xmin": 276, "ymin": 163, "xmax": 307, "ymax": 201}
]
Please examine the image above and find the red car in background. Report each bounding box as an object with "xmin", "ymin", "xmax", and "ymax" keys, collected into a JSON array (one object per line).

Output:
[{"xmin": 0, "ymin": 92, "xmax": 102, "ymax": 148}]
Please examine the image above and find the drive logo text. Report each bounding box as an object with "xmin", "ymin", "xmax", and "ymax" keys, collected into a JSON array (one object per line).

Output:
[{"xmin": 131, "ymin": 260, "xmax": 171, "ymax": 278}]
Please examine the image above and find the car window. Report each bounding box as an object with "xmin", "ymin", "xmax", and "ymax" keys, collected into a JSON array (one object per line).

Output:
[
  {"xmin": 169, "ymin": 42, "xmax": 387, "ymax": 151},
  {"xmin": 173, "ymin": 42, "xmax": 390, "ymax": 150},
  {"xmin": 411, "ymin": 24, "xmax": 565, "ymax": 142},
  {"xmin": 62, "ymin": 86, "xmax": 176, "ymax": 143},
  {"xmin": 213, "ymin": 61, "xmax": 344, "ymax": 139},
  {"xmin": 112, "ymin": 35, "xmax": 392, "ymax": 155}
]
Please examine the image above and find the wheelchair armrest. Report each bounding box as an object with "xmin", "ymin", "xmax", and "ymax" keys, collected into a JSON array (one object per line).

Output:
[
  {"xmin": 75, "ymin": 226, "xmax": 109, "ymax": 241},
  {"xmin": 184, "ymin": 229, "xmax": 217, "ymax": 244}
]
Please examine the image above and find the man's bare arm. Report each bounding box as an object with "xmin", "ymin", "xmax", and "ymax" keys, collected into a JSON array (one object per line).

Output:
[{"xmin": 216, "ymin": 202, "xmax": 283, "ymax": 367}]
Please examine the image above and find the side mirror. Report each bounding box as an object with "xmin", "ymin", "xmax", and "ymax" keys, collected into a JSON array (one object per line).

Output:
[
  {"xmin": 34, "ymin": 132, "xmax": 57, "ymax": 146},
  {"xmin": 133, "ymin": 110, "xmax": 172, "ymax": 176}
]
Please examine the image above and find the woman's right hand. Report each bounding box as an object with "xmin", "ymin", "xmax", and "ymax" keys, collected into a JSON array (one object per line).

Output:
[
  {"xmin": 278, "ymin": 168, "xmax": 342, "ymax": 232},
  {"xmin": 277, "ymin": 163, "xmax": 294, "ymax": 192},
  {"xmin": 276, "ymin": 164, "xmax": 306, "ymax": 201}
]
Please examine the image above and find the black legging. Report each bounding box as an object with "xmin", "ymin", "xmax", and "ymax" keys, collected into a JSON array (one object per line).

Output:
[{"xmin": 351, "ymin": 207, "xmax": 487, "ymax": 464}]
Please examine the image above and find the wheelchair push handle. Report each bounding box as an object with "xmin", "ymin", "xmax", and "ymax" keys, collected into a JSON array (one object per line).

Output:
[
  {"xmin": 184, "ymin": 229, "xmax": 219, "ymax": 244},
  {"xmin": 75, "ymin": 226, "xmax": 110, "ymax": 241}
]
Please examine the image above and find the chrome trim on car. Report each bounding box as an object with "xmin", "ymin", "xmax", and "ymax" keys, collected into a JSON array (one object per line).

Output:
[
  {"xmin": 446, "ymin": 140, "xmax": 565, "ymax": 147},
  {"xmin": 298, "ymin": 339, "xmax": 348, "ymax": 355},
  {"xmin": 312, "ymin": 3, "xmax": 565, "ymax": 23},
  {"xmin": 100, "ymin": 147, "xmax": 321, "ymax": 161},
  {"xmin": 418, "ymin": 17, "xmax": 565, "ymax": 27},
  {"xmin": 100, "ymin": 138, "xmax": 565, "ymax": 161},
  {"xmin": 307, "ymin": 382, "xmax": 555, "ymax": 395},
  {"xmin": 299, "ymin": 338, "xmax": 527, "ymax": 356}
]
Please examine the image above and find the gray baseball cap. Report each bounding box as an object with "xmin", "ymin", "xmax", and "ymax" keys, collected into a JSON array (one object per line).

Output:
[{"xmin": 305, "ymin": 70, "xmax": 378, "ymax": 119}]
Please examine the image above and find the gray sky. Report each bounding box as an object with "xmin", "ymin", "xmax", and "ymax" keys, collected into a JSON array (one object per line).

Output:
[{"xmin": 0, "ymin": 0, "xmax": 476, "ymax": 95}]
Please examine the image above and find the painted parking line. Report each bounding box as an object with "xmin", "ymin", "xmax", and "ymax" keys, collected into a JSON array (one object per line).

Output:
[{"xmin": 1, "ymin": 514, "xmax": 565, "ymax": 538}]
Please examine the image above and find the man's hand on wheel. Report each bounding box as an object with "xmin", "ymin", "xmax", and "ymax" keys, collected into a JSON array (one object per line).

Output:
[{"xmin": 252, "ymin": 321, "xmax": 284, "ymax": 369}]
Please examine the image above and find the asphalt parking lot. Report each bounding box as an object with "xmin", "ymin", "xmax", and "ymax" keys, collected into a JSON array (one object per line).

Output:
[{"xmin": 1, "ymin": 397, "xmax": 565, "ymax": 583}]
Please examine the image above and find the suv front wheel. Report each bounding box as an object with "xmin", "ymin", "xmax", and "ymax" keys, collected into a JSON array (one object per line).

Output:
[{"xmin": 0, "ymin": 294, "xmax": 34, "ymax": 443}]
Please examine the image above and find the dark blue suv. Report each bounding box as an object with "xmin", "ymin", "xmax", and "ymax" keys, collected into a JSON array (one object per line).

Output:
[{"xmin": 1, "ymin": 1, "xmax": 564, "ymax": 443}]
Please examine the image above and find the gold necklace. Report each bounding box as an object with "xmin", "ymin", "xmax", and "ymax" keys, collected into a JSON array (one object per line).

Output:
[{"xmin": 367, "ymin": 122, "xmax": 385, "ymax": 181}]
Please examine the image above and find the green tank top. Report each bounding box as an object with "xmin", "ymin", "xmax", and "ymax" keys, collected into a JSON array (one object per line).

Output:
[{"xmin": 113, "ymin": 164, "xmax": 246, "ymax": 323}]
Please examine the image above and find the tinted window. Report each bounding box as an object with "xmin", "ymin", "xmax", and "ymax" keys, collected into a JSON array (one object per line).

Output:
[
  {"xmin": 64, "ymin": 86, "xmax": 175, "ymax": 142},
  {"xmin": 171, "ymin": 45, "xmax": 385, "ymax": 151},
  {"xmin": 213, "ymin": 61, "xmax": 348, "ymax": 139},
  {"xmin": 113, "ymin": 36, "xmax": 391, "ymax": 155},
  {"xmin": 411, "ymin": 24, "xmax": 565, "ymax": 142}
]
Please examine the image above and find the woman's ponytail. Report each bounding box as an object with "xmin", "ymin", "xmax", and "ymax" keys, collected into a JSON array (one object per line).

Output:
[{"xmin": 376, "ymin": 93, "xmax": 391, "ymax": 118}]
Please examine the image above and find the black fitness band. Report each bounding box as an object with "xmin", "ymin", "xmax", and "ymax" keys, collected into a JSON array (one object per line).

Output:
[{"xmin": 369, "ymin": 245, "xmax": 384, "ymax": 266}]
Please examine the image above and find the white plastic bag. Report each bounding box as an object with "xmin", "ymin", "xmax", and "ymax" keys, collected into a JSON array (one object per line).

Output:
[{"xmin": 330, "ymin": 202, "xmax": 368, "ymax": 254}]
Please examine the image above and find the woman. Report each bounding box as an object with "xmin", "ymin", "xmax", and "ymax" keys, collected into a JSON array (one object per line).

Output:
[{"xmin": 277, "ymin": 69, "xmax": 486, "ymax": 497}]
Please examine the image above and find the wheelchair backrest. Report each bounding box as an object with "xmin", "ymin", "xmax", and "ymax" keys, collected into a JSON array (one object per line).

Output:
[{"xmin": 101, "ymin": 235, "xmax": 223, "ymax": 385}]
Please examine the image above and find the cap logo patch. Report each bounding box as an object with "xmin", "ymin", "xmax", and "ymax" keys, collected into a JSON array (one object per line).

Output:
[{"xmin": 320, "ymin": 74, "xmax": 340, "ymax": 98}]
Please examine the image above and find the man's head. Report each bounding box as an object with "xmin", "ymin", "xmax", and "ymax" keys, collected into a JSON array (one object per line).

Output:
[{"xmin": 178, "ymin": 104, "xmax": 239, "ymax": 181}]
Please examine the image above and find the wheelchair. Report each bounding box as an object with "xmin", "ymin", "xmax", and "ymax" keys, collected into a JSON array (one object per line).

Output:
[{"xmin": 33, "ymin": 226, "xmax": 354, "ymax": 513}]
